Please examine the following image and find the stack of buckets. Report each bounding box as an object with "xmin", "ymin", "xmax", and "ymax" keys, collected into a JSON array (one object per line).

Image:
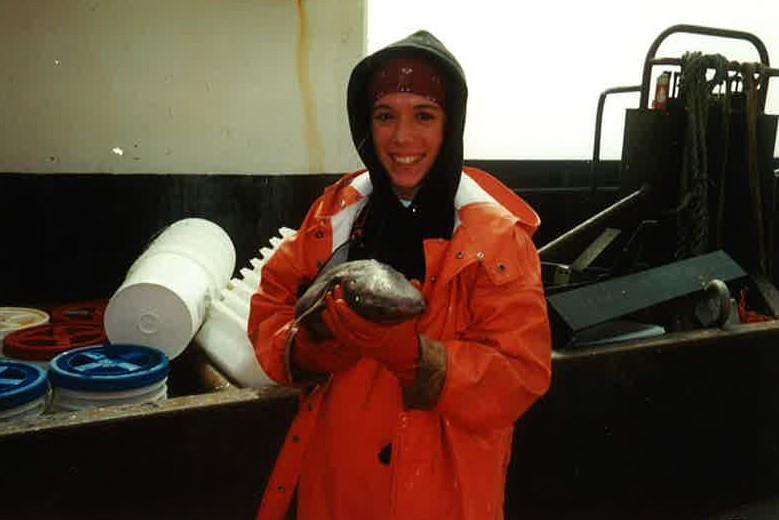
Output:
[
  {"xmin": 0, "ymin": 361, "xmax": 48, "ymax": 421},
  {"xmin": 1, "ymin": 217, "xmax": 279, "ymax": 421},
  {"xmin": 1, "ymin": 307, "xmax": 51, "ymax": 421},
  {"xmin": 1, "ymin": 216, "xmax": 234, "ymax": 422},
  {"xmin": 104, "ymin": 218, "xmax": 236, "ymax": 360},
  {"xmin": 0, "ymin": 344, "xmax": 171, "ymax": 420},
  {"xmin": 47, "ymin": 344, "xmax": 169, "ymax": 412},
  {"xmin": 0, "ymin": 300, "xmax": 171, "ymax": 420},
  {"xmin": 0, "ymin": 307, "xmax": 51, "ymax": 355}
]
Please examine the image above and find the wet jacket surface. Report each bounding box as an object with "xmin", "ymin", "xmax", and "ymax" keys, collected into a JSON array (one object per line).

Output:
[{"xmin": 248, "ymin": 166, "xmax": 552, "ymax": 520}]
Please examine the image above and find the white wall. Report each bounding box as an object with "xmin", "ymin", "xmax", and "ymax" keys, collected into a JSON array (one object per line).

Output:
[
  {"xmin": 368, "ymin": 0, "xmax": 779, "ymax": 160},
  {"xmin": 3, "ymin": 1, "xmax": 776, "ymax": 173},
  {"xmin": 0, "ymin": 0, "xmax": 365, "ymax": 174}
]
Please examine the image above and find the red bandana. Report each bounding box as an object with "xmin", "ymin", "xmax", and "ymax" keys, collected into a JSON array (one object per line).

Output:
[{"xmin": 368, "ymin": 57, "xmax": 446, "ymax": 108}]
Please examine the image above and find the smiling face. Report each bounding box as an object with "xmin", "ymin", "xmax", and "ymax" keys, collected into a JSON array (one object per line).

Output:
[{"xmin": 370, "ymin": 92, "xmax": 446, "ymax": 200}]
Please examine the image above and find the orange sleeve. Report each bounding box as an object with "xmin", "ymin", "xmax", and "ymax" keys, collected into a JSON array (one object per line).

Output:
[{"xmin": 248, "ymin": 200, "xmax": 328, "ymax": 387}]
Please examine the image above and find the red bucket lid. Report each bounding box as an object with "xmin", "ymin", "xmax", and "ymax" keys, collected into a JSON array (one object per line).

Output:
[
  {"xmin": 51, "ymin": 299, "xmax": 108, "ymax": 326},
  {"xmin": 3, "ymin": 323, "xmax": 108, "ymax": 361}
]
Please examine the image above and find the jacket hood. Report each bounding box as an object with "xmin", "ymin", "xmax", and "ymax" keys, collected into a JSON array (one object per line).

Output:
[
  {"xmin": 344, "ymin": 30, "xmax": 468, "ymax": 281},
  {"xmin": 347, "ymin": 30, "xmax": 468, "ymax": 227}
]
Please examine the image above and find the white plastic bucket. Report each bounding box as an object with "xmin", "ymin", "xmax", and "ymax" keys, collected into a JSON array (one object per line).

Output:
[
  {"xmin": 105, "ymin": 252, "xmax": 211, "ymax": 359},
  {"xmin": 2, "ymin": 323, "xmax": 107, "ymax": 368},
  {"xmin": 0, "ymin": 308, "xmax": 50, "ymax": 356},
  {"xmin": 50, "ymin": 380, "xmax": 168, "ymax": 412},
  {"xmin": 48, "ymin": 344, "xmax": 170, "ymax": 412},
  {"xmin": 0, "ymin": 360, "xmax": 49, "ymax": 421},
  {"xmin": 133, "ymin": 218, "xmax": 235, "ymax": 299},
  {"xmin": 105, "ymin": 219, "xmax": 236, "ymax": 359},
  {"xmin": 0, "ymin": 395, "xmax": 48, "ymax": 421}
]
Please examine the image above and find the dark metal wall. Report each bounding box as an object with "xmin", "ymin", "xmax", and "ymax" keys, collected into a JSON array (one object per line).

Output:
[
  {"xmin": 2, "ymin": 323, "xmax": 779, "ymax": 519},
  {"xmin": 0, "ymin": 160, "xmax": 620, "ymax": 306},
  {"xmin": 0, "ymin": 389, "xmax": 296, "ymax": 520},
  {"xmin": 509, "ymin": 323, "xmax": 779, "ymax": 519}
]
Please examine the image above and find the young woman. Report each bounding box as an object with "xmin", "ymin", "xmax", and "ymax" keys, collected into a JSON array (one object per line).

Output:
[{"xmin": 249, "ymin": 30, "xmax": 552, "ymax": 520}]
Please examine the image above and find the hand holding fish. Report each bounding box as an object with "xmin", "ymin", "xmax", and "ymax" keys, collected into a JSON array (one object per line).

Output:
[
  {"xmin": 320, "ymin": 285, "xmax": 420, "ymax": 384},
  {"xmin": 294, "ymin": 260, "xmax": 426, "ymax": 328},
  {"xmin": 292, "ymin": 259, "xmax": 426, "ymax": 380},
  {"xmin": 291, "ymin": 323, "xmax": 361, "ymax": 377}
]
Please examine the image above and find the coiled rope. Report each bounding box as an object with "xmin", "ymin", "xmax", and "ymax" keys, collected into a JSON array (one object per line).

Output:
[
  {"xmin": 740, "ymin": 62, "xmax": 768, "ymax": 274},
  {"xmin": 676, "ymin": 52, "xmax": 730, "ymax": 259}
]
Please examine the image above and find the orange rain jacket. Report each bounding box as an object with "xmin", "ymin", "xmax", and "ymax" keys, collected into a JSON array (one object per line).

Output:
[{"xmin": 249, "ymin": 166, "xmax": 552, "ymax": 520}]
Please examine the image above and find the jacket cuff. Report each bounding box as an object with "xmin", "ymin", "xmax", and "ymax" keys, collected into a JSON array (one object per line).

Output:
[{"xmin": 402, "ymin": 334, "xmax": 447, "ymax": 410}]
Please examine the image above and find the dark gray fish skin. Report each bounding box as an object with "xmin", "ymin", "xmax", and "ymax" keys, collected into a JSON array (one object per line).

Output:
[{"xmin": 295, "ymin": 260, "xmax": 426, "ymax": 331}]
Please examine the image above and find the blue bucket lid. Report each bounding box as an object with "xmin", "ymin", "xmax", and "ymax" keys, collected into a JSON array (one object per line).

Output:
[
  {"xmin": 0, "ymin": 360, "xmax": 48, "ymax": 411},
  {"xmin": 49, "ymin": 344, "xmax": 170, "ymax": 392}
]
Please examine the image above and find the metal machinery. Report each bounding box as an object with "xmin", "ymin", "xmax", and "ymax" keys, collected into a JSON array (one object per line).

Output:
[{"xmin": 540, "ymin": 25, "xmax": 779, "ymax": 348}]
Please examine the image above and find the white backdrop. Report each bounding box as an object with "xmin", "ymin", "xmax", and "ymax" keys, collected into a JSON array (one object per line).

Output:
[
  {"xmin": 0, "ymin": 0, "xmax": 365, "ymax": 174},
  {"xmin": 368, "ymin": 0, "xmax": 779, "ymax": 160}
]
